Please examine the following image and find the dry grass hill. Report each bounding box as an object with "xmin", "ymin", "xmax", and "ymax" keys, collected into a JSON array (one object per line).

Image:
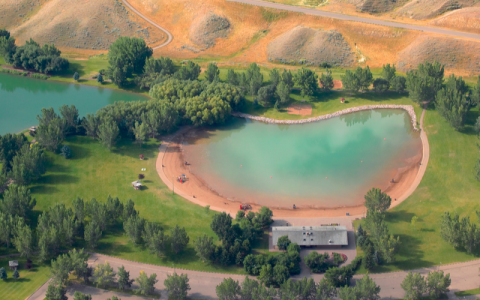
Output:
[
  {"xmin": 394, "ymin": 0, "xmax": 480, "ymax": 20},
  {"xmin": 1, "ymin": 0, "xmax": 480, "ymax": 76},
  {"xmin": 8, "ymin": 0, "xmax": 166, "ymax": 51}
]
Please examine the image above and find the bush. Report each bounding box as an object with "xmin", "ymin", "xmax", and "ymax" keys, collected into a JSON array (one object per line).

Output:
[
  {"xmin": 0, "ymin": 67, "xmax": 28, "ymax": 76},
  {"xmin": 60, "ymin": 145, "xmax": 71, "ymax": 159},
  {"xmin": 31, "ymin": 73, "xmax": 49, "ymax": 80},
  {"xmin": 333, "ymin": 252, "xmax": 344, "ymax": 265}
]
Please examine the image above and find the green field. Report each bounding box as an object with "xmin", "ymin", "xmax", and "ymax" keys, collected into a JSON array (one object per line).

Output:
[
  {"xmin": 355, "ymin": 105, "xmax": 480, "ymax": 273},
  {"xmin": 0, "ymin": 257, "xmax": 51, "ymax": 300}
]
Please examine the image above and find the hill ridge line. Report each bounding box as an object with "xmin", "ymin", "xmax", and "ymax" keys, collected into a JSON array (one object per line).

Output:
[{"xmin": 226, "ymin": 0, "xmax": 480, "ymax": 41}]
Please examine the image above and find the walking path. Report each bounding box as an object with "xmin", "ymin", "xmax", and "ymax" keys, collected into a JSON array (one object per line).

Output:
[
  {"xmin": 227, "ymin": 0, "xmax": 480, "ymax": 41},
  {"xmin": 120, "ymin": 0, "xmax": 173, "ymax": 49},
  {"xmin": 27, "ymin": 252, "xmax": 480, "ymax": 300}
]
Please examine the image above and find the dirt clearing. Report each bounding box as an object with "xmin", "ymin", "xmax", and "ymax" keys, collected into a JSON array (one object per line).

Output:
[{"xmin": 287, "ymin": 104, "xmax": 312, "ymax": 116}]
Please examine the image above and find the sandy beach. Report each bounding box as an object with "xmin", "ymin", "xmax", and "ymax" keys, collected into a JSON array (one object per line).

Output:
[{"xmin": 157, "ymin": 129, "xmax": 423, "ymax": 218}]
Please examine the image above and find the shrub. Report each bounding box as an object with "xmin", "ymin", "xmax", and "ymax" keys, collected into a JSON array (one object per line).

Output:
[
  {"xmin": 31, "ymin": 73, "xmax": 49, "ymax": 80},
  {"xmin": 60, "ymin": 145, "xmax": 71, "ymax": 159}
]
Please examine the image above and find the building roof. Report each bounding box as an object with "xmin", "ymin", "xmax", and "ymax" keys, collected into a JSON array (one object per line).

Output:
[{"xmin": 272, "ymin": 226, "xmax": 348, "ymax": 247}]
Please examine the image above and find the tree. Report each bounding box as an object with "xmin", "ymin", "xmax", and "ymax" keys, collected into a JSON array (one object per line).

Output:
[
  {"xmin": 12, "ymin": 268, "xmax": 19, "ymax": 280},
  {"xmin": 206, "ymin": 63, "xmax": 220, "ymax": 83},
  {"xmin": 141, "ymin": 110, "xmax": 160, "ymax": 138},
  {"xmin": 319, "ymin": 69, "xmax": 334, "ymax": 92},
  {"xmin": 74, "ymin": 291, "xmax": 92, "ymax": 300},
  {"xmin": 426, "ymin": 270, "xmax": 451, "ymax": 299},
  {"xmin": 170, "ymin": 225, "xmax": 189, "ymax": 254},
  {"xmin": 472, "ymin": 76, "xmax": 480, "ymax": 107},
  {"xmin": 273, "ymin": 264, "xmax": 289, "ymax": 286},
  {"xmin": 0, "ymin": 133, "xmax": 28, "ymax": 173},
  {"xmin": 124, "ymin": 215, "xmax": 145, "ymax": 245},
  {"xmin": 436, "ymin": 76, "xmax": 470, "ymax": 130},
  {"xmin": 355, "ymin": 66, "xmax": 374, "ymax": 91},
  {"xmin": 294, "ymin": 68, "xmax": 318, "ymax": 97},
  {"xmin": 36, "ymin": 117, "xmax": 65, "ymax": 152},
  {"xmin": 194, "ymin": 234, "xmax": 215, "ymax": 262},
  {"xmin": 132, "ymin": 121, "xmax": 147, "ymax": 146},
  {"xmin": 94, "ymin": 262, "xmax": 115, "ymax": 288},
  {"xmin": 257, "ymin": 85, "xmax": 276, "ymax": 106},
  {"xmin": 135, "ymin": 271, "xmax": 158, "ymax": 295},
  {"xmin": 164, "ymin": 272, "xmax": 191, "ymax": 300},
  {"xmin": 211, "ymin": 212, "xmax": 232, "ymax": 241},
  {"xmin": 1, "ymin": 184, "xmax": 36, "ymax": 218},
  {"xmin": 304, "ymin": 251, "xmax": 329, "ymax": 273},
  {"xmin": 98, "ymin": 117, "xmax": 119, "ymax": 150},
  {"xmin": 373, "ymin": 78, "xmax": 389, "ymax": 93},
  {"xmin": 68, "ymin": 249, "xmax": 90, "ymax": 283},
  {"xmin": 117, "ymin": 265, "xmax": 134, "ymax": 291},
  {"xmin": 216, "ymin": 278, "xmax": 241, "ymax": 300},
  {"xmin": 175, "ymin": 61, "xmax": 201, "ymax": 81},
  {"xmin": 401, "ymin": 272, "xmax": 426, "ymax": 300},
  {"xmin": 10, "ymin": 144, "xmax": 46, "ymax": 185},
  {"xmin": 107, "ymin": 36, "xmax": 153, "ymax": 85},
  {"xmin": 362, "ymin": 243, "xmax": 375, "ymax": 271},
  {"xmin": 341, "ymin": 70, "xmax": 360, "ymax": 93},
  {"xmin": 143, "ymin": 222, "xmax": 168, "ymax": 256},
  {"xmin": 83, "ymin": 114, "xmax": 99, "ymax": 139},
  {"xmin": 316, "ymin": 278, "xmax": 337, "ymax": 300},
  {"xmin": 73, "ymin": 72, "xmax": 80, "ymax": 81},
  {"xmin": 406, "ymin": 62, "xmax": 444, "ymax": 103},
  {"xmin": 97, "ymin": 73, "xmax": 103, "ymax": 84},
  {"xmin": 59, "ymin": 104, "xmax": 79, "ymax": 135},
  {"xmin": 84, "ymin": 219, "xmax": 102, "ymax": 249},
  {"xmin": 0, "ymin": 212, "xmax": 16, "ymax": 248},
  {"xmin": 13, "ymin": 220, "xmax": 33, "ymax": 258},
  {"xmin": 45, "ymin": 282, "xmax": 68, "ymax": 300},
  {"xmin": 282, "ymin": 69, "xmax": 294, "ymax": 89},
  {"xmin": 0, "ymin": 267, "xmax": 6, "ymax": 281},
  {"xmin": 255, "ymin": 206, "xmax": 273, "ymax": 228},
  {"xmin": 276, "ymin": 81, "xmax": 291, "ymax": 105},
  {"xmin": 355, "ymin": 275, "xmax": 380, "ymax": 300},
  {"xmin": 269, "ymin": 68, "xmax": 281, "ymax": 87},
  {"xmin": 389, "ymin": 75, "xmax": 406, "ymax": 93},
  {"xmin": 277, "ymin": 235, "xmax": 291, "ymax": 251},
  {"xmin": 51, "ymin": 253, "xmax": 72, "ymax": 284},
  {"xmin": 364, "ymin": 187, "xmax": 391, "ymax": 214},
  {"xmin": 227, "ymin": 69, "xmax": 239, "ymax": 86},
  {"xmin": 381, "ymin": 63, "xmax": 396, "ymax": 83},
  {"xmin": 60, "ymin": 145, "xmax": 71, "ymax": 159}
]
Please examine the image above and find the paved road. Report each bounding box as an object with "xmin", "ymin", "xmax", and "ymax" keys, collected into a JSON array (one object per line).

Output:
[
  {"xmin": 121, "ymin": 0, "xmax": 173, "ymax": 49},
  {"xmin": 227, "ymin": 0, "xmax": 480, "ymax": 41}
]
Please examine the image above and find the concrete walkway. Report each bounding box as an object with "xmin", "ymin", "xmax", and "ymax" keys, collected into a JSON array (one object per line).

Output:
[{"xmin": 227, "ymin": 0, "xmax": 480, "ymax": 41}]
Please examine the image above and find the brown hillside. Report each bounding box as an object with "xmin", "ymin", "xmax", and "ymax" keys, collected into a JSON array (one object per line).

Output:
[
  {"xmin": 10, "ymin": 0, "xmax": 166, "ymax": 50},
  {"xmin": 343, "ymin": 0, "xmax": 410, "ymax": 14},
  {"xmin": 428, "ymin": 7, "xmax": 480, "ymax": 34},
  {"xmin": 0, "ymin": 0, "xmax": 49, "ymax": 30},
  {"xmin": 266, "ymin": 26, "xmax": 355, "ymax": 67},
  {"xmin": 189, "ymin": 13, "xmax": 231, "ymax": 49},
  {"xmin": 396, "ymin": 35, "xmax": 480, "ymax": 76},
  {"xmin": 395, "ymin": 0, "xmax": 479, "ymax": 20}
]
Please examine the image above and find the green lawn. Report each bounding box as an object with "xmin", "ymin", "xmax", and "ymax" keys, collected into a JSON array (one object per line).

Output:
[
  {"xmin": 0, "ymin": 257, "xmax": 51, "ymax": 300},
  {"xmin": 30, "ymin": 136, "xmax": 250, "ymax": 274},
  {"xmin": 354, "ymin": 105, "xmax": 480, "ymax": 273},
  {"xmin": 455, "ymin": 288, "xmax": 480, "ymax": 297}
]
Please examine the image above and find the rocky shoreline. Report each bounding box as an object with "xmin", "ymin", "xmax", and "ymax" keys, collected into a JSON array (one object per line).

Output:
[{"xmin": 232, "ymin": 105, "xmax": 418, "ymax": 131}]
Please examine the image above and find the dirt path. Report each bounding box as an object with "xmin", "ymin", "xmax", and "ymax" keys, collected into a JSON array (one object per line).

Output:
[
  {"xmin": 227, "ymin": 0, "xmax": 480, "ymax": 41},
  {"xmin": 120, "ymin": 0, "xmax": 173, "ymax": 50}
]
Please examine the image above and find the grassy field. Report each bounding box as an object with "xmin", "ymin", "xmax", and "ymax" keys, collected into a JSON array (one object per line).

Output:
[
  {"xmin": 0, "ymin": 257, "xmax": 51, "ymax": 300},
  {"xmin": 29, "ymin": 136, "xmax": 255, "ymax": 274},
  {"xmin": 455, "ymin": 288, "xmax": 480, "ymax": 297},
  {"xmin": 354, "ymin": 105, "xmax": 480, "ymax": 273}
]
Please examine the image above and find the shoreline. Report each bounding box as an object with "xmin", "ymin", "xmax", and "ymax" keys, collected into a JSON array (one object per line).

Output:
[{"xmin": 156, "ymin": 106, "xmax": 427, "ymax": 218}]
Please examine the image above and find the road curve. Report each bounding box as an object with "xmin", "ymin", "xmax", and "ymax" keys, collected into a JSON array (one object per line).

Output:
[
  {"xmin": 121, "ymin": 0, "xmax": 173, "ymax": 49},
  {"xmin": 227, "ymin": 0, "xmax": 480, "ymax": 41}
]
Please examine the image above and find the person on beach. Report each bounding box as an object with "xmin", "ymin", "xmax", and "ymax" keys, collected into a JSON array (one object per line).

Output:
[
  {"xmin": 293, "ymin": 204, "xmax": 296, "ymax": 209},
  {"xmin": 391, "ymin": 178, "xmax": 394, "ymax": 183},
  {"xmin": 185, "ymin": 161, "xmax": 188, "ymax": 165}
]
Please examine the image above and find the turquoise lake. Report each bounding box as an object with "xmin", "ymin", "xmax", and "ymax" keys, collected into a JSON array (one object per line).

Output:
[
  {"xmin": 183, "ymin": 109, "xmax": 422, "ymax": 208},
  {"xmin": 0, "ymin": 73, "xmax": 148, "ymax": 135}
]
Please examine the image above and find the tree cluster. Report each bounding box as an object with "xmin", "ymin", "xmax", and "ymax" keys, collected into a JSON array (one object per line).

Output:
[
  {"xmin": 135, "ymin": 56, "xmax": 175, "ymax": 90},
  {"xmin": 323, "ymin": 256, "xmax": 362, "ymax": 288},
  {"xmin": 440, "ymin": 211, "xmax": 480, "ymax": 254},
  {"xmin": 401, "ymin": 270, "xmax": 451, "ymax": 300},
  {"xmin": 356, "ymin": 188, "xmax": 400, "ymax": 271},
  {"xmin": 194, "ymin": 208, "xmax": 272, "ymax": 268},
  {"xmin": 149, "ymin": 78, "xmax": 244, "ymax": 126},
  {"xmin": 341, "ymin": 66, "xmax": 374, "ymax": 93},
  {"xmin": 0, "ymin": 33, "xmax": 69, "ymax": 74},
  {"xmin": 36, "ymin": 105, "xmax": 80, "ymax": 153}
]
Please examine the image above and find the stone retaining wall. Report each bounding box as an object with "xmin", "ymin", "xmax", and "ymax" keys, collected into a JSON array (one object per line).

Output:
[{"xmin": 232, "ymin": 105, "xmax": 418, "ymax": 131}]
